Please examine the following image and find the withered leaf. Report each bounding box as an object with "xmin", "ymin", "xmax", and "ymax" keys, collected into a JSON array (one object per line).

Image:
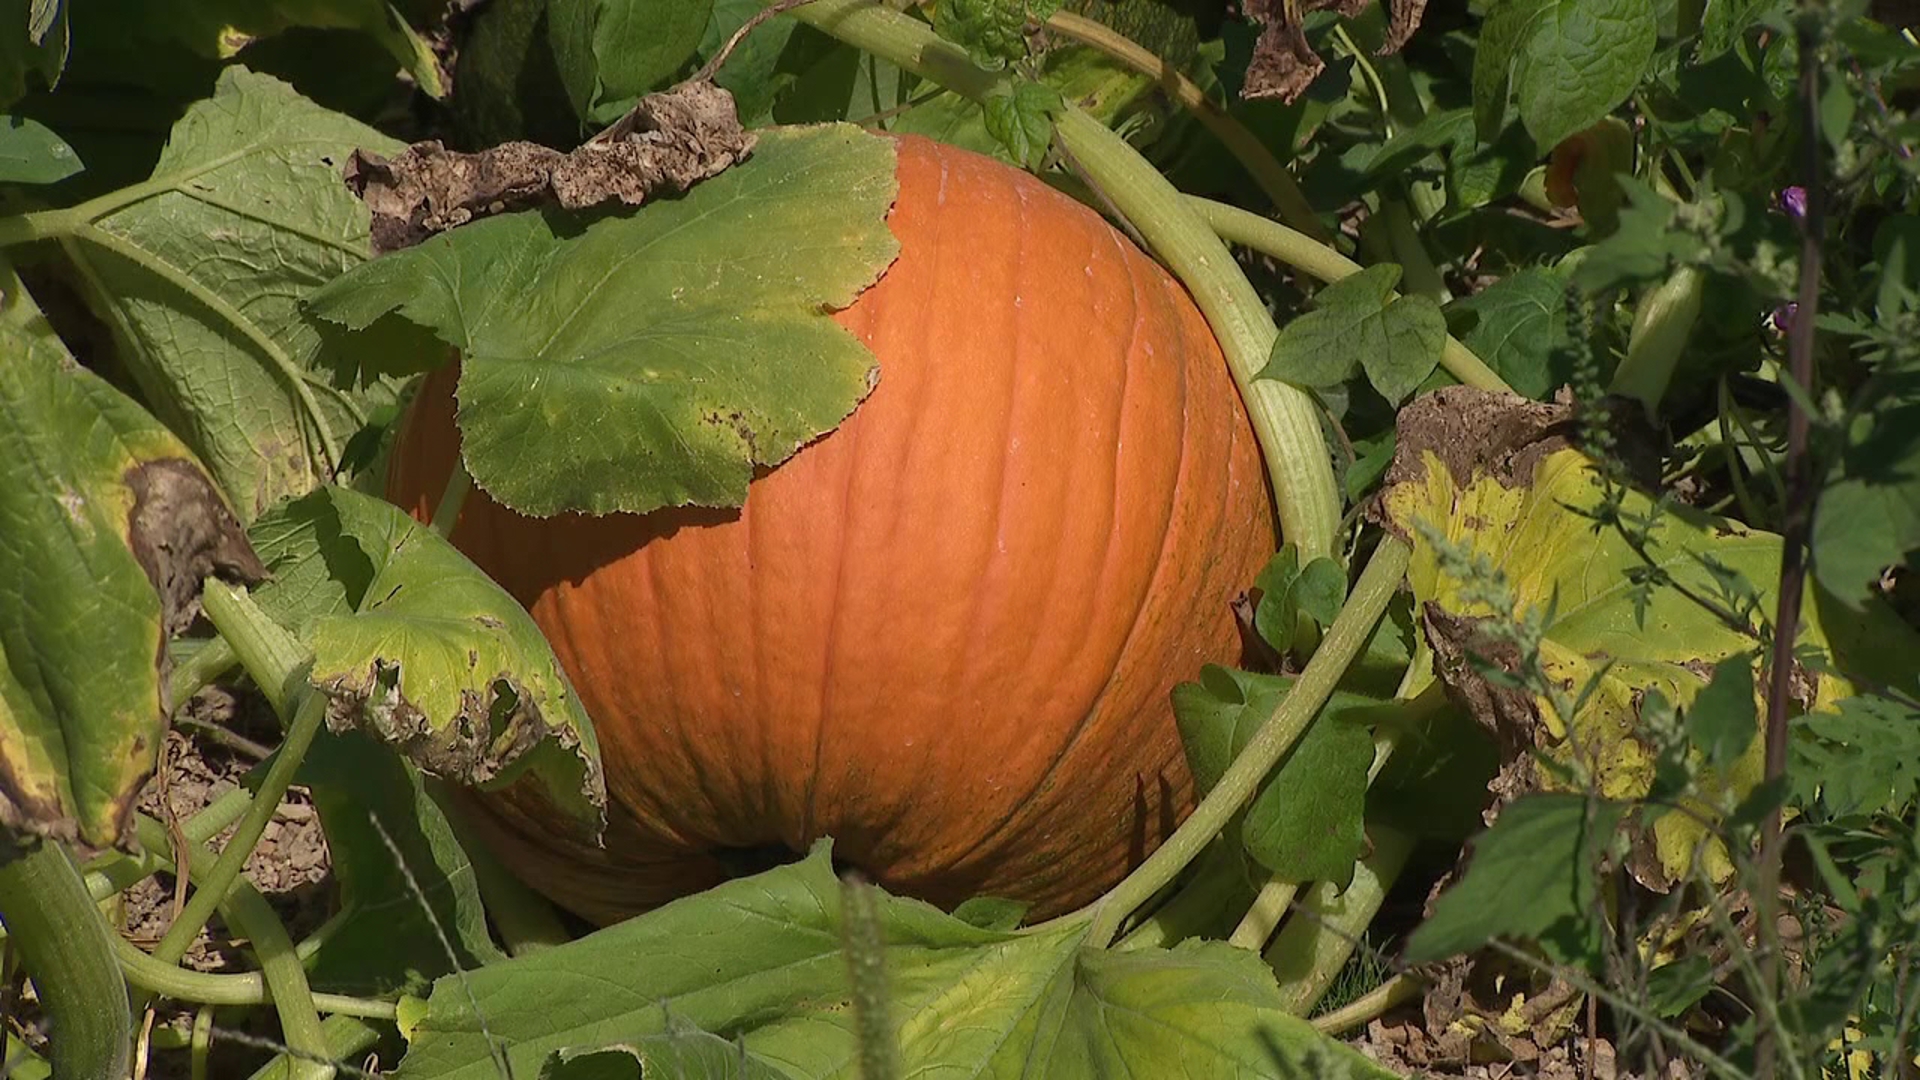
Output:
[
  {"xmin": 346, "ymin": 81, "xmax": 755, "ymax": 254},
  {"xmin": 1240, "ymin": 0, "xmax": 1428, "ymax": 104}
]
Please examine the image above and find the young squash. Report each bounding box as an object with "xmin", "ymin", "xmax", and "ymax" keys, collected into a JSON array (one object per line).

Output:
[{"xmin": 387, "ymin": 134, "xmax": 1278, "ymax": 923}]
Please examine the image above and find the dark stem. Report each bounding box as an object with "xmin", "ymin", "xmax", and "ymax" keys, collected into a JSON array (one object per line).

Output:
[{"xmin": 1755, "ymin": 12, "xmax": 1826, "ymax": 1079}]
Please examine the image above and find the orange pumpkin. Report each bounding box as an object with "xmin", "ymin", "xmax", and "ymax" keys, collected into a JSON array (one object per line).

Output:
[{"xmin": 387, "ymin": 134, "xmax": 1278, "ymax": 924}]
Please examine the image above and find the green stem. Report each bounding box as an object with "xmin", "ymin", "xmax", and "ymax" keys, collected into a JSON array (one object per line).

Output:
[
  {"xmin": 1042, "ymin": 12, "xmax": 1329, "ymax": 243},
  {"xmin": 114, "ymin": 937, "xmax": 396, "ymax": 1020},
  {"xmin": 201, "ymin": 579, "xmax": 310, "ymax": 719},
  {"xmin": 1190, "ymin": 197, "xmax": 1512, "ymax": 396},
  {"xmin": 1379, "ymin": 198, "xmax": 1450, "ymax": 305},
  {"xmin": 1067, "ymin": 536, "xmax": 1413, "ymax": 946},
  {"xmin": 132, "ymin": 816, "xmax": 335, "ymax": 1080},
  {"xmin": 429, "ymin": 461, "xmax": 472, "ymax": 542},
  {"xmin": 1264, "ymin": 823, "xmax": 1415, "ymax": 1015},
  {"xmin": 787, "ymin": 0, "xmax": 1343, "ymax": 558},
  {"xmin": 248, "ymin": 1014, "xmax": 386, "ymax": 1080},
  {"xmin": 0, "ymin": 838, "xmax": 132, "ymax": 1080},
  {"xmin": 1309, "ymin": 972, "xmax": 1425, "ymax": 1036},
  {"xmin": 1225, "ymin": 878, "xmax": 1297, "ymax": 951},
  {"xmin": 168, "ymin": 637, "xmax": 240, "ymax": 711},
  {"xmin": 1113, "ymin": 842, "xmax": 1254, "ymax": 950},
  {"xmin": 153, "ymin": 583, "xmax": 319, "ymax": 968}
]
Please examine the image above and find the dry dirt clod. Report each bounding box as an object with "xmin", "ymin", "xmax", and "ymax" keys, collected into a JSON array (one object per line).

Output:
[{"xmin": 346, "ymin": 80, "xmax": 756, "ymax": 254}]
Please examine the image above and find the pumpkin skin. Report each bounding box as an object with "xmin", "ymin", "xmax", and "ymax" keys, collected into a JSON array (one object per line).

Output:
[{"xmin": 387, "ymin": 134, "xmax": 1278, "ymax": 924}]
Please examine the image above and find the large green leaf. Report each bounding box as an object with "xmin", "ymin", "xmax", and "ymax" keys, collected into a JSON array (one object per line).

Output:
[
  {"xmin": 1472, "ymin": 0, "xmax": 1656, "ymax": 150},
  {"xmin": 550, "ymin": 0, "xmax": 713, "ymax": 125},
  {"xmin": 392, "ymin": 845, "xmax": 1392, "ymax": 1079},
  {"xmin": 0, "ymin": 295, "xmax": 261, "ymax": 847},
  {"xmin": 61, "ymin": 67, "xmax": 426, "ymax": 520},
  {"xmin": 249, "ymin": 486, "xmax": 605, "ymax": 838},
  {"xmin": 297, "ymin": 731, "xmax": 506, "ymax": 996},
  {"xmin": 1379, "ymin": 387, "xmax": 1920, "ymax": 886},
  {"xmin": 112, "ymin": 0, "xmax": 444, "ymax": 97},
  {"xmin": 307, "ymin": 124, "xmax": 899, "ymax": 518}
]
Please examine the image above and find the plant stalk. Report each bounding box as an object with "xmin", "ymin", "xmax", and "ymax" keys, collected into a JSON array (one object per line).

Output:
[
  {"xmin": 1264, "ymin": 824, "xmax": 1415, "ymax": 1015},
  {"xmin": 0, "ymin": 838, "xmax": 132, "ymax": 1080},
  {"xmin": 132, "ymin": 816, "xmax": 335, "ymax": 1080},
  {"xmin": 113, "ymin": 936, "xmax": 397, "ymax": 1019},
  {"xmin": 152, "ymin": 583, "xmax": 320, "ymax": 968},
  {"xmin": 785, "ymin": 0, "xmax": 1343, "ymax": 558},
  {"xmin": 1041, "ymin": 11, "xmax": 1328, "ymax": 243},
  {"xmin": 1755, "ymin": 13, "xmax": 1827, "ymax": 1079},
  {"xmin": 1071, "ymin": 536, "xmax": 1412, "ymax": 946}
]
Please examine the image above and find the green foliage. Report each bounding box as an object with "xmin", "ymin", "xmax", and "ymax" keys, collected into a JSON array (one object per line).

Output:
[
  {"xmin": 1259, "ymin": 264, "xmax": 1446, "ymax": 405},
  {"xmin": 982, "ymin": 78, "xmax": 1062, "ymax": 167},
  {"xmin": 550, "ymin": 0, "xmax": 713, "ymax": 124},
  {"xmin": 1444, "ymin": 267, "xmax": 1576, "ymax": 400},
  {"xmin": 396, "ymin": 845, "xmax": 1392, "ymax": 1079},
  {"xmin": 0, "ymin": 301, "xmax": 251, "ymax": 847},
  {"xmin": 1173, "ymin": 667, "xmax": 1375, "ymax": 886},
  {"xmin": 0, "ymin": 114, "xmax": 74, "ymax": 182},
  {"xmin": 933, "ymin": 0, "xmax": 1060, "ymax": 70},
  {"xmin": 1405, "ymin": 793, "xmax": 1625, "ymax": 966},
  {"xmin": 253, "ymin": 486, "xmax": 607, "ymax": 835},
  {"xmin": 309, "ymin": 125, "xmax": 900, "ymax": 518},
  {"xmin": 1472, "ymin": 0, "xmax": 1658, "ymax": 150}
]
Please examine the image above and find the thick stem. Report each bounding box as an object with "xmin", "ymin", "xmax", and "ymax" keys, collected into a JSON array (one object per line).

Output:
[
  {"xmin": 0, "ymin": 838, "xmax": 132, "ymax": 1080},
  {"xmin": 1113, "ymin": 842, "xmax": 1254, "ymax": 950},
  {"xmin": 1226, "ymin": 879, "xmax": 1297, "ymax": 951},
  {"xmin": 247, "ymin": 1015, "xmax": 385, "ymax": 1080},
  {"xmin": 1042, "ymin": 12, "xmax": 1328, "ymax": 243},
  {"xmin": 167, "ymin": 637, "xmax": 239, "ymax": 711},
  {"xmin": 1191, "ymin": 197, "xmax": 1512, "ymax": 395},
  {"xmin": 786, "ymin": 0, "xmax": 1343, "ymax": 558},
  {"xmin": 132, "ymin": 816, "xmax": 335, "ymax": 1080},
  {"xmin": 1263, "ymin": 824, "xmax": 1415, "ymax": 1015},
  {"xmin": 1378, "ymin": 199, "xmax": 1449, "ymax": 305},
  {"xmin": 1069, "ymin": 536, "xmax": 1411, "ymax": 945},
  {"xmin": 429, "ymin": 461, "xmax": 471, "ymax": 541}
]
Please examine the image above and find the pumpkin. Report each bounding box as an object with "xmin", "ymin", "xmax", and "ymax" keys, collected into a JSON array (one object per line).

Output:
[{"xmin": 387, "ymin": 134, "xmax": 1278, "ymax": 924}]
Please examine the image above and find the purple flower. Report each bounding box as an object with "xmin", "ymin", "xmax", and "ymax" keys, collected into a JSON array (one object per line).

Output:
[
  {"xmin": 1769, "ymin": 302, "xmax": 1798, "ymax": 335},
  {"xmin": 1777, "ymin": 186, "xmax": 1808, "ymax": 221}
]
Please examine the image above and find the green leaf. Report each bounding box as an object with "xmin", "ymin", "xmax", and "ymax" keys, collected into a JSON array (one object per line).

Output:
[
  {"xmin": 933, "ymin": 0, "xmax": 1035, "ymax": 70},
  {"xmin": 0, "ymin": 0, "xmax": 64, "ymax": 108},
  {"xmin": 1446, "ymin": 268, "xmax": 1572, "ymax": 400},
  {"xmin": 1698, "ymin": 0, "xmax": 1776, "ymax": 60},
  {"xmin": 541, "ymin": 1019, "xmax": 788, "ymax": 1080},
  {"xmin": 296, "ymin": 731, "xmax": 506, "ymax": 995},
  {"xmin": 949, "ymin": 895, "xmax": 1029, "ymax": 931},
  {"xmin": 1686, "ymin": 652, "xmax": 1756, "ymax": 772},
  {"xmin": 1813, "ymin": 404, "xmax": 1920, "ymax": 609},
  {"xmin": 1292, "ymin": 557, "xmax": 1347, "ymax": 629},
  {"xmin": 59, "ymin": 67, "xmax": 419, "ymax": 520},
  {"xmin": 1259, "ymin": 264, "xmax": 1445, "ymax": 405},
  {"xmin": 1251, "ymin": 547, "xmax": 1300, "ymax": 655},
  {"xmin": 982, "ymin": 79, "xmax": 1062, "ymax": 169},
  {"xmin": 1382, "ymin": 390, "xmax": 1920, "ymax": 886},
  {"xmin": 1473, "ymin": 0, "xmax": 1657, "ymax": 150},
  {"xmin": 391, "ymin": 846, "xmax": 1393, "ymax": 1080},
  {"xmin": 308, "ymin": 124, "xmax": 900, "ymax": 518},
  {"xmin": 1172, "ymin": 668, "xmax": 1374, "ymax": 885},
  {"xmin": 1568, "ymin": 177, "xmax": 1703, "ymax": 292},
  {"xmin": 0, "ymin": 304, "xmax": 262, "ymax": 846},
  {"xmin": 696, "ymin": 0, "xmax": 800, "ymax": 124},
  {"xmin": 1644, "ymin": 956, "xmax": 1715, "ymax": 1018},
  {"xmin": 1791, "ymin": 695, "xmax": 1920, "ymax": 818},
  {"xmin": 0, "ymin": 113, "xmax": 76, "ymax": 183},
  {"xmin": 252, "ymin": 486, "xmax": 607, "ymax": 838},
  {"xmin": 1405, "ymin": 793, "xmax": 1624, "ymax": 966},
  {"xmin": 550, "ymin": 0, "xmax": 713, "ymax": 125},
  {"xmin": 107, "ymin": 0, "xmax": 445, "ymax": 97}
]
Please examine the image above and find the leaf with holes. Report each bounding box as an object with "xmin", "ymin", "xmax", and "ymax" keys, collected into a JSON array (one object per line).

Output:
[{"xmin": 307, "ymin": 124, "xmax": 900, "ymax": 518}]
